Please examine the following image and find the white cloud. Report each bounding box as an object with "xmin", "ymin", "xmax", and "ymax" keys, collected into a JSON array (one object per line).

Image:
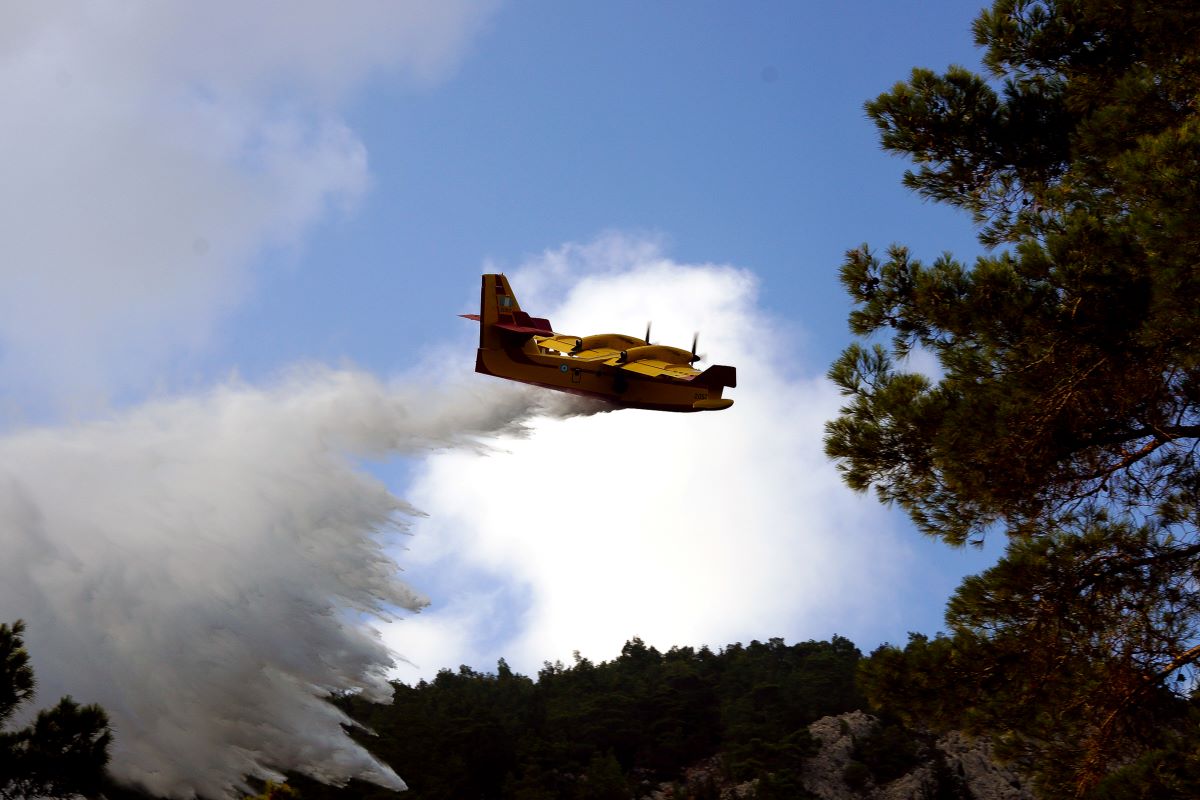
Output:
[
  {"xmin": 0, "ymin": 1, "xmax": 497, "ymax": 410},
  {"xmin": 386, "ymin": 236, "xmax": 920, "ymax": 681}
]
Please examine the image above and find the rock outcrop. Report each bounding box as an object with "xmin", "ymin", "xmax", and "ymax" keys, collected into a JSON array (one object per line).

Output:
[
  {"xmin": 646, "ymin": 711, "xmax": 1035, "ymax": 799},
  {"xmin": 801, "ymin": 711, "xmax": 1034, "ymax": 800}
]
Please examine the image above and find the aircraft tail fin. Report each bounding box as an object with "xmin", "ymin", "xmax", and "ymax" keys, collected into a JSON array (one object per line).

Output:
[{"xmin": 474, "ymin": 274, "xmax": 552, "ymax": 349}]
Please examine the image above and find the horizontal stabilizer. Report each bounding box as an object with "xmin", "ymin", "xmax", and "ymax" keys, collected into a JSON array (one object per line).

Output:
[
  {"xmin": 508, "ymin": 311, "xmax": 553, "ymax": 333},
  {"xmin": 690, "ymin": 364, "xmax": 737, "ymax": 388},
  {"xmin": 494, "ymin": 323, "xmax": 551, "ymax": 337},
  {"xmin": 460, "ymin": 311, "xmax": 553, "ymax": 336}
]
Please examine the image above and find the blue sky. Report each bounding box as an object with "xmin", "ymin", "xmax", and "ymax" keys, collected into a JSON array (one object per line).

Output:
[
  {"xmin": 1, "ymin": 1, "xmax": 1007, "ymax": 790},
  {"xmin": 294, "ymin": 0, "xmax": 998, "ymax": 672},
  {"xmin": 218, "ymin": 0, "xmax": 989, "ymax": 379}
]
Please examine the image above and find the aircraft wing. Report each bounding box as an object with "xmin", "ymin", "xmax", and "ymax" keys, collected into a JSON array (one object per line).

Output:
[
  {"xmin": 603, "ymin": 356, "xmax": 701, "ymax": 380},
  {"xmin": 533, "ymin": 337, "xmax": 625, "ymax": 362},
  {"xmin": 573, "ymin": 347, "xmax": 625, "ymax": 362},
  {"xmin": 536, "ymin": 335, "xmax": 579, "ymax": 354}
]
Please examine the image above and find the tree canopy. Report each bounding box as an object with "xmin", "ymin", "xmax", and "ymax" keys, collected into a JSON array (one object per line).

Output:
[
  {"xmin": 828, "ymin": 0, "xmax": 1200, "ymax": 545},
  {"xmin": 826, "ymin": 0, "xmax": 1200, "ymax": 795},
  {"xmin": 0, "ymin": 620, "xmax": 112, "ymax": 799},
  {"xmin": 287, "ymin": 636, "xmax": 866, "ymax": 800}
]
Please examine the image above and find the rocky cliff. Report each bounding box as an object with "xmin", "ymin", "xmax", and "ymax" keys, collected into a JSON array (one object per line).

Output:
[
  {"xmin": 651, "ymin": 711, "xmax": 1035, "ymax": 800},
  {"xmin": 801, "ymin": 711, "xmax": 1033, "ymax": 800}
]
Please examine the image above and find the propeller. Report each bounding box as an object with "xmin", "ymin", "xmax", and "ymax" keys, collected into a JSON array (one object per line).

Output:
[
  {"xmin": 690, "ymin": 332, "xmax": 706, "ymax": 363},
  {"xmin": 644, "ymin": 321, "xmax": 652, "ymax": 345}
]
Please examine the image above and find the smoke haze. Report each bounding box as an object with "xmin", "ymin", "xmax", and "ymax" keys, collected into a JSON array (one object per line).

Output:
[{"xmin": 0, "ymin": 367, "xmax": 597, "ymax": 796}]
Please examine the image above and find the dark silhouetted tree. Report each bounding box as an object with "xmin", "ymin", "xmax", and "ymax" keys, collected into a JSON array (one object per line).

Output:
[
  {"xmin": 0, "ymin": 620, "xmax": 112, "ymax": 799},
  {"xmin": 827, "ymin": 0, "xmax": 1200, "ymax": 796},
  {"xmin": 291, "ymin": 636, "xmax": 865, "ymax": 800}
]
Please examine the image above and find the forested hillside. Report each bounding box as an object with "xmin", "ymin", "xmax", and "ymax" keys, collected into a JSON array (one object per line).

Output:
[
  {"xmin": 80, "ymin": 634, "xmax": 1027, "ymax": 800},
  {"xmin": 287, "ymin": 636, "xmax": 869, "ymax": 799}
]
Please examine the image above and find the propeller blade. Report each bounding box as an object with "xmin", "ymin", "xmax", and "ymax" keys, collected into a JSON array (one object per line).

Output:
[
  {"xmin": 645, "ymin": 321, "xmax": 652, "ymax": 345},
  {"xmin": 691, "ymin": 332, "xmax": 700, "ymax": 363}
]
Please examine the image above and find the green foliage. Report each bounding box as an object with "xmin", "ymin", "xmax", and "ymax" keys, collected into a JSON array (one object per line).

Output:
[
  {"xmin": 0, "ymin": 620, "xmax": 112, "ymax": 800},
  {"xmin": 289, "ymin": 636, "xmax": 864, "ymax": 800},
  {"xmin": 828, "ymin": 0, "xmax": 1200, "ymax": 545},
  {"xmin": 575, "ymin": 751, "xmax": 629, "ymax": 800},
  {"xmin": 828, "ymin": 0, "xmax": 1200, "ymax": 795},
  {"xmin": 0, "ymin": 622, "xmax": 34, "ymax": 729},
  {"xmin": 841, "ymin": 760, "xmax": 870, "ymax": 792},
  {"xmin": 850, "ymin": 718, "xmax": 924, "ymax": 785},
  {"xmin": 751, "ymin": 769, "xmax": 814, "ymax": 800},
  {"xmin": 860, "ymin": 524, "xmax": 1200, "ymax": 796},
  {"xmin": 1088, "ymin": 717, "xmax": 1200, "ymax": 800}
]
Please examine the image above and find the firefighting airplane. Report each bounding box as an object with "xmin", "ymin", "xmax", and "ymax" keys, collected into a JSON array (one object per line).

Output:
[{"xmin": 461, "ymin": 274, "xmax": 735, "ymax": 411}]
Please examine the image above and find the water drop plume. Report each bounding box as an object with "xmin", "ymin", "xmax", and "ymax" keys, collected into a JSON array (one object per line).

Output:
[{"xmin": 0, "ymin": 366, "xmax": 597, "ymax": 797}]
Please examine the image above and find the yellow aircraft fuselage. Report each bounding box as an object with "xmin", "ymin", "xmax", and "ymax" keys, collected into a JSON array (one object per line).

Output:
[{"xmin": 463, "ymin": 274, "xmax": 735, "ymax": 412}]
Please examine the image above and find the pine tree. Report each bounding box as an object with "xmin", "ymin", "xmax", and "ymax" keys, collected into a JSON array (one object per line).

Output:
[
  {"xmin": 0, "ymin": 620, "xmax": 112, "ymax": 799},
  {"xmin": 826, "ymin": 1, "xmax": 1200, "ymax": 795}
]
